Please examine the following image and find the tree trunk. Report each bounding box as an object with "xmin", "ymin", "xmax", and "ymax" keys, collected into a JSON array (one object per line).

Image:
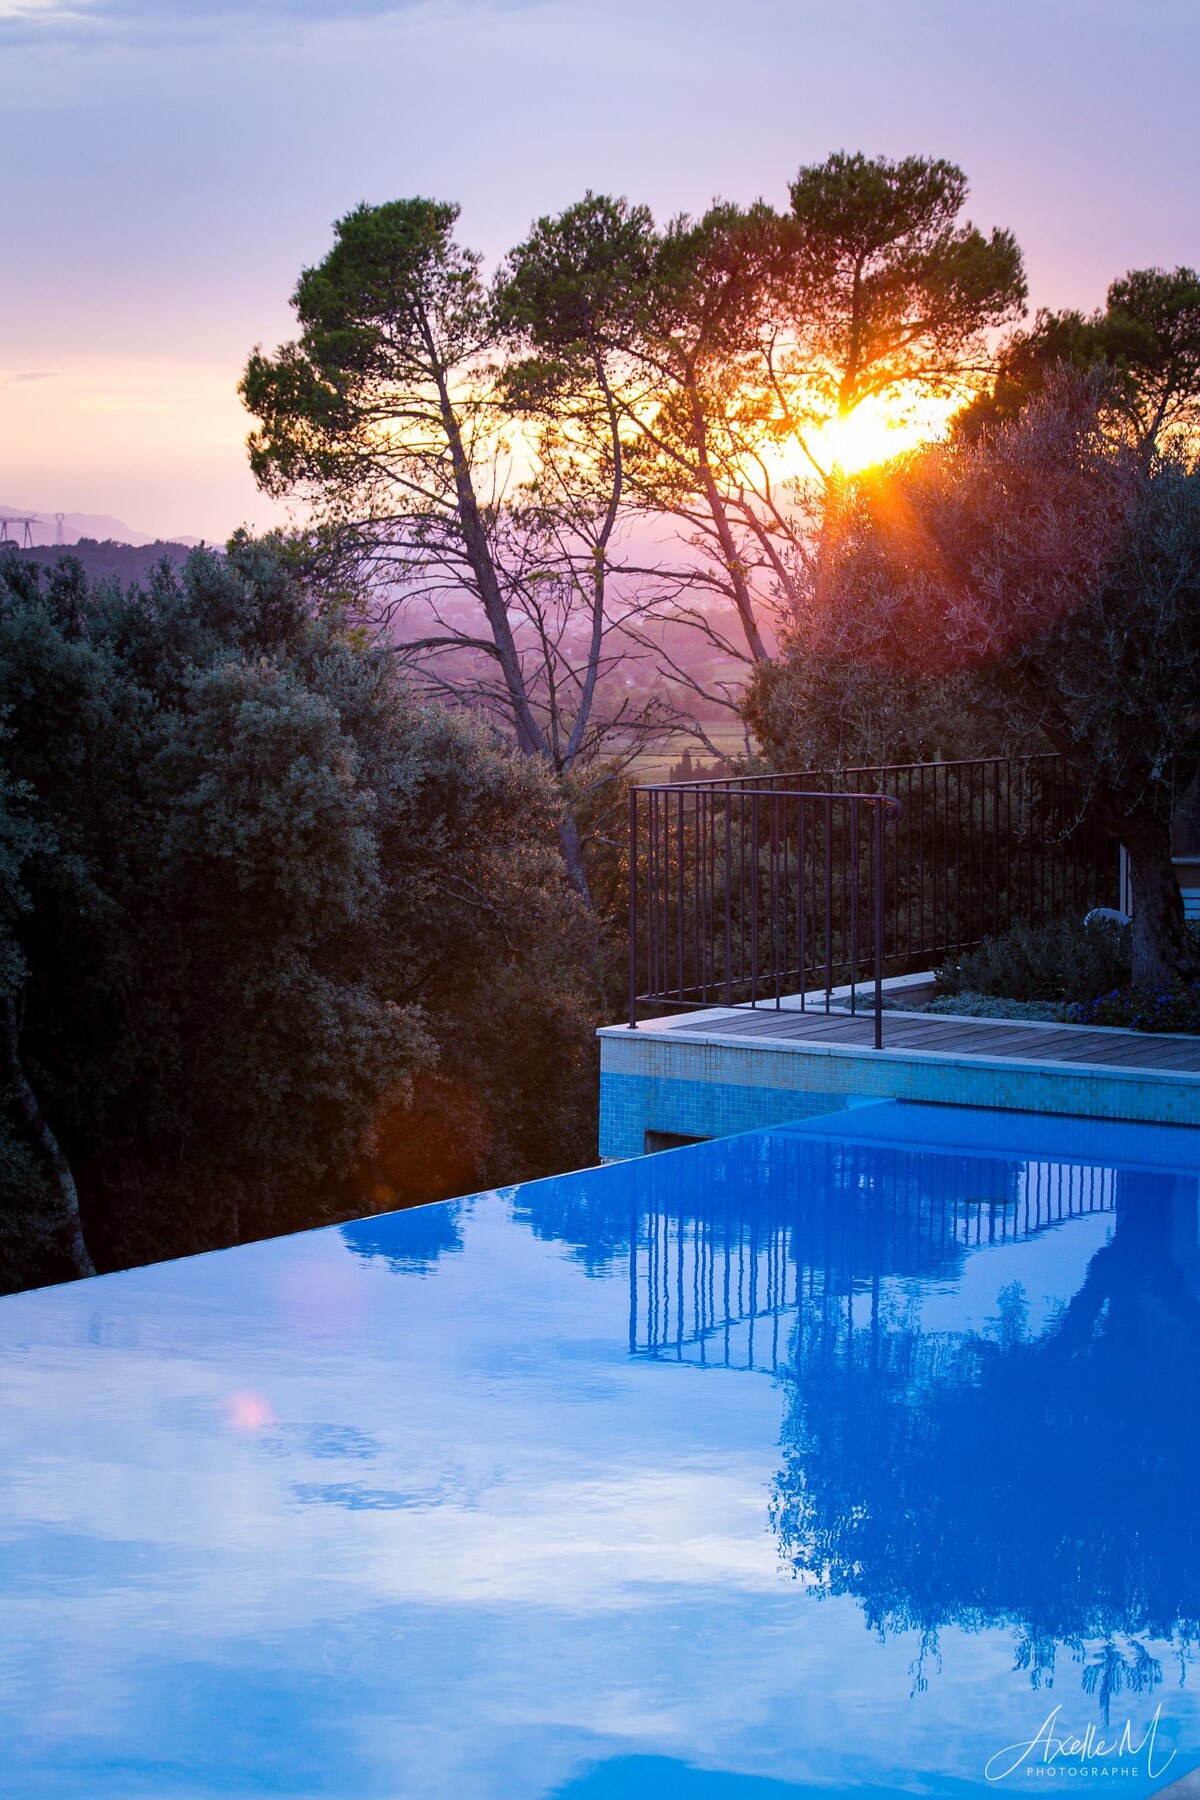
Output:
[
  {"xmin": 426, "ymin": 346, "xmax": 546, "ymax": 759},
  {"xmin": 3, "ymin": 994, "xmax": 95, "ymax": 1279},
  {"xmin": 1121, "ymin": 803, "xmax": 1198, "ymax": 988},
  {"xmin": 687, "ymin": 376, "xmax": 771, "ymax": 665},
  {"xmin": 559, "ymin": 810, "xmax": 593, "ymax": 909}
]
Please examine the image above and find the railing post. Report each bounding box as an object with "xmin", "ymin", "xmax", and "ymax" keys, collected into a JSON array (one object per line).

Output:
[
  {"xmin": 849, "ymin": 800, "xmax": 859, "ymax": 1017},
  {"xmin": 824, "ymin": 797, "xmax": 833, "ymax": 1013},
  {"xmin": 874, "ymin": 799, "xmax": 885, "ymax": 1051},
  {"xmin": 723, "ymin": 797, "xmax": 733, "ymax": 1006},
  {"xmin": 798, "ymin": 799, "xmax": 807, "ymax": 1012},
  {"xmin": 676, "ymin": 787, "xmax": 685, "ymax": 1003},
  {"xmin": 750, "ymin": 791, "xmax": 760, "ymax": 1005},
  {"xmin": 771, "ymin": 794, "xmax": 782, "ymax": 1010},
  {"xmin": 628, "ymin": 786, "xmax": 638, "ymax": 1029}
]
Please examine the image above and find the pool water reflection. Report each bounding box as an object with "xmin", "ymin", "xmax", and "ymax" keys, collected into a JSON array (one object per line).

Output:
[{"xmin": 0, "ymin": 1101, "xmax": 1197, "ymax": 1797}]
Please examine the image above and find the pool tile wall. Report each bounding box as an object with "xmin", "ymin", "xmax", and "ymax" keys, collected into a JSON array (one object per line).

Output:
[{"xmin": 598, "ymin": 1022, "xmax": 1200, "ymax": 1160}]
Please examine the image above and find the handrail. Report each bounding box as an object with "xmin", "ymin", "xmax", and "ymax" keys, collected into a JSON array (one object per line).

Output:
[{"xmin": 640, "ymin": 751, "xmax": 1069, "ymax": 790}]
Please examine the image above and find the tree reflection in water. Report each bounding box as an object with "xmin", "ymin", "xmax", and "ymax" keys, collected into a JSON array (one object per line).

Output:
[
  {"xmin": 341, "ymin": 1198, "xmax": 465, "ymax": 1272},
  {"xmin": 606, "ymin": 1128, "xmax": 1200, "ymax": 1717},
  {"xmin": 768, "ymin": 1161, "xmax": 1200, "ymax": 1719}
]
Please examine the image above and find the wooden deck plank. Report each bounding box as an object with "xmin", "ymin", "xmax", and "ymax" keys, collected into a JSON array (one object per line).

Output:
[
  {"xmin": 1076, "ymin": 1045, "xmax": 1200, "ymax": 1071},
  {"xmin": 654, "ymin": 1005, "xmax": 1200, "ymax": 1077},
  {"xmin": 1115, "ymin": 1045, "xmax": 1200, "ymax": 1069},
  {"xmin": 879, "ymin": 1022, "xmax": 1024, "ymax": 1051}
]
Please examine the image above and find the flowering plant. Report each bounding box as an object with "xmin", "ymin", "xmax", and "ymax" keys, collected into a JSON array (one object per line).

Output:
[{"xmin": 1070, "ymin": 981, "xmax": 1200, "ymax": 1034}]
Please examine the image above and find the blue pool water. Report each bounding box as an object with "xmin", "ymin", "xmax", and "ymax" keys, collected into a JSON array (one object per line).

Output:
[{"xmin": 1, "ymin": 1100, "xmax": 1198, "ymax": 1798}]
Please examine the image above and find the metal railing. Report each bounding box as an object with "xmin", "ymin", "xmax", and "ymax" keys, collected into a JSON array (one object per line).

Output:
[
  {"xmin": 628, "ymin": 783, "xmax": 902, "ymax": 1047},
  {"xmin": 790, "ymin": 755, "xmax": 1118, "ymax": 962},
  {"xmin": 627, "ymin": 755, "xmax": 1120, "ymax": 1040}
]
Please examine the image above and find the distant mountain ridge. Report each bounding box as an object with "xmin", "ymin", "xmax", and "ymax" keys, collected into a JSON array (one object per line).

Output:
[{"xmin": 0, "ymin": 505, "xmax": 202, "ymax": 549}]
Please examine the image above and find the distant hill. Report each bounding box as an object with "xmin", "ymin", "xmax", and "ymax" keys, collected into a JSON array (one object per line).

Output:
[
  {"xmin": 0, "ymin": 505, "xmax": 202, "ymax": 550},
  {"xmin": 3, "ymin": 538, "xmax": 204, "ymax": 585}
]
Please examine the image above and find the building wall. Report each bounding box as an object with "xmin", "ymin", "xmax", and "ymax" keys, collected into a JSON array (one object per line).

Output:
[{"xmin": 1176, "ymin": 861, "xmax": 1200, "ymax": 922}]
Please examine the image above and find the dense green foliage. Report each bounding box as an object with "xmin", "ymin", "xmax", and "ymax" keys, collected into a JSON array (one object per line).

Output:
[{"xmin": 0, "ymin": 538, "xmax": 596, "ymax": 1293}]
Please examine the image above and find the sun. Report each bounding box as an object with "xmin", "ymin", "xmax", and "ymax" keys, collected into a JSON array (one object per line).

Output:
[{"xmin": 802, "ymin": 388, "xmax": 963, "ymax": 477}]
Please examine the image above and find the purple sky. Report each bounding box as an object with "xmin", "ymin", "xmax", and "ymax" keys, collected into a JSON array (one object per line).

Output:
[{"xmin": 2, "ymin": 0, "xmax": 1197, "ymax": 542}]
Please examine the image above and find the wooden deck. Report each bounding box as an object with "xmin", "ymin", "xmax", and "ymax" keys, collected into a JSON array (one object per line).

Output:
[{"xmin": 651, "ymin": 1005, "xmax": 1200, "ymax": 1076}]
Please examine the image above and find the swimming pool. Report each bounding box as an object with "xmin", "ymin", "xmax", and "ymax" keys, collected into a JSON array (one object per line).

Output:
[{"xmin": 0, "ymin": 1100, "xmax": 1197, "ymax": 1797}]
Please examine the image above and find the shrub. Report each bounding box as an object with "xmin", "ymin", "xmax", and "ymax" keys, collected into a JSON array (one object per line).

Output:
[
  {"xmin": 923, "ymin": 993, "xmax": 1070, "ymax": 1023},
  {"xmin": 1070, "ymin": 982, "xmax": 1200, "ymax": 1034},
  {"xmin": 936, "ymin": 916, "xmax": 1131, "ymax": 1004}
]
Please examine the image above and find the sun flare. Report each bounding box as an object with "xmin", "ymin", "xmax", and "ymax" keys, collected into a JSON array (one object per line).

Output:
[{"xmin": 800, "ymin": 389, "xmax": 963, "ymax": 477}]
